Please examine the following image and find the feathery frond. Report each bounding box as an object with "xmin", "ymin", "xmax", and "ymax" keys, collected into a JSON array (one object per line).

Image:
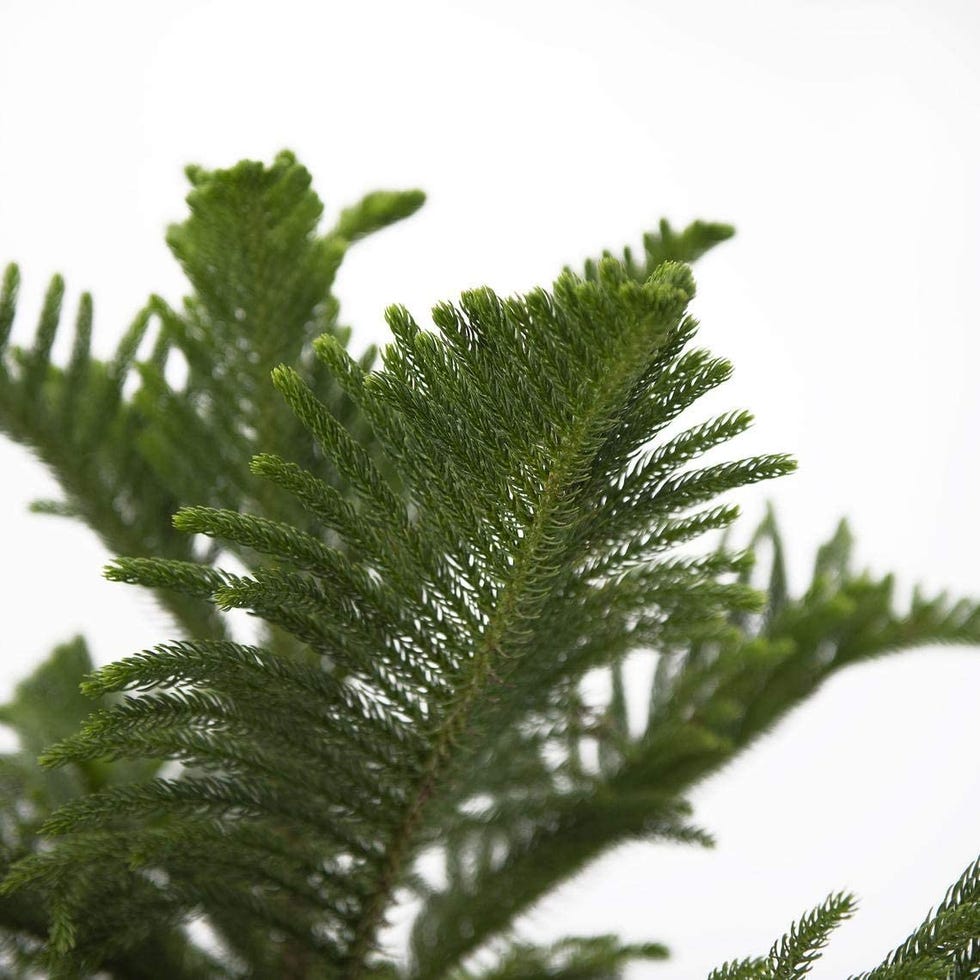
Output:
[
  {"xmin": 707, "ymin": 893, "xmax": 855, "ymax": 980},
  {"xmin": 0, "ymin": 151, "xmax": 422, "ymax": 640},
  {"xmin": 849, "ymin": 856, "xmax": 980, "ymax": 980},
  {"xmin": 0, "ymin": 152, "xmax": 976, "ymax": 980},
  {"xmin": 7, "ymin": 239, "xmax": 792, "ymax": 975}
]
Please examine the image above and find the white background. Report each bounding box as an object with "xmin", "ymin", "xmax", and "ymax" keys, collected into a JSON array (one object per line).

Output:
[{"xmin": 1, "ymin": 1, "xmax": 978, "ymax": 976}]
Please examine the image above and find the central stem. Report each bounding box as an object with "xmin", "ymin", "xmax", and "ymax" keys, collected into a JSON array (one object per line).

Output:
[
  {"xmin": 343, "ymin": 458, "xmax": 573, "ymax": 978},
  {"xmin": 342, "ymin": 283, "xmax": 673, "ymax": 976}
]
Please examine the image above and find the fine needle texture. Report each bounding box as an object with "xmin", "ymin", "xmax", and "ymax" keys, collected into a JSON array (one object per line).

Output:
[{"xmin": 0, "ymin": 153, "xmax": 976, "ymax": 979}]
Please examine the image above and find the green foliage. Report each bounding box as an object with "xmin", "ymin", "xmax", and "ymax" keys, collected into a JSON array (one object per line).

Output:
[
  {"xmin": 0, "ymin": 150, "xmax": 422, "ymax": 639},
  {"xmin": 708, "ymin": 860, "xmax": 980, "ymax": 979},
  {"xmin": 0, "ymin": 639, "xmax": 222, "ymax": 978},
  {"xmin": 0, "ymin": 153, "xmax": 976, "ymax": 979},
  {"xmin": 850, "ymin": 856, "xmax": 980, "ymax": 979}
]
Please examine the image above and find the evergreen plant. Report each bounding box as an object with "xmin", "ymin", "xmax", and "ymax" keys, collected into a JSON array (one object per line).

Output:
[{"xmin": 0, "ymin": 151, "xmax": 976, "ymax": 978}]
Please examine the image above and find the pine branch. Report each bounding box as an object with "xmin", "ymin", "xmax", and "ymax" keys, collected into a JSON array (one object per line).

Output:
[
  {"xmin": 0, "ymin": 152, "xmax": 423, "ymax": 642},
  {"xmin": 707, "ymin": 893, "xmax": 855, "ymax": 980},
  {"xmin": 767, "ymin": 892, "xmax": 856, "ymax": 979},
  {"xmin": 707, "ymin": 958, "xmax": 772, "ymax": 980},
  {"xmin": 5, "ymin": 244, "xmax": 790, "ymax": 976},
  {"xmin": 849, "ymin": 856, "xmax": 980, "ymax": 980},
  {"xmin": 0, "ymin": 638, "xmax": 221, "ymax": 978},
  {"xmin": 407, "ymin": 508, "xmax": 980, "ymax": 976},
  {"xmin": 0, "ymin": 271, "xmax": 218, "ymax": 638},
  {"xmin": 408, "ymin": 788, "xmax": 712, "ymax": 980},
  {"xmin": 342, "ymin": 261, "xmax": 732, "ymax": 975},
  {"xmin": 636, "ymin": 510, "xmax": 980, "ymax": 788},
  {"xmin": 705, "ymin": 857, "xmax": 980, "ymax": 980},
  {"xmin": 579, "ymin": 217, "xmax": 735, "ymax": 283}
]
